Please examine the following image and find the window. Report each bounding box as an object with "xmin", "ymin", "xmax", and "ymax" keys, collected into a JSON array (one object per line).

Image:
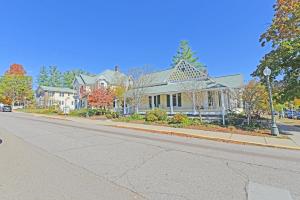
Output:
[
  {"xmin": 71, "ymin": 101, "xmax": 74, "ymax": 105},
  {"xmin": 208, "ymin": 91, "xmax": 214, "ymax": 107},
  {"xmin": 218, "ymin": 91, "xmax": 222, "ymax": 107},
  {"xmin": 178, "ymin": 93, "xmax": 182, "ymax": 107},
  {"xmin": 149, "ymin": 95, "xmax": 161, "ymax": 108},
  {"xmin": 167, "ymin": 95, "xmax": 170, "ymax": 107},
  {"xmin": 167, "ymin": 94, "xmax": 181, "ymax": 107},
  {"xmin": 172, "ymin": 94, "xmax": 177, "ymax": 107},
  {"xmin": 61, "ymin": 101, "xmax": 64, "ymax": 105},
  {"xmin": 149, "ymin": 96, "xmax": 152, "ymax": 108},
  {"xmin": 156, "ymin": 95, "xmax": 160, "ymax": 107}
]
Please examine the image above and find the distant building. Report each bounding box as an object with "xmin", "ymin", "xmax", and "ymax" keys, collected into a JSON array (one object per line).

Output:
[
  {"xmin": 36, "ymin": 86, "xmax": 76, "ymax": 110},
  {"xmin": 73, "ymin": 66, "xmax": 127, "ymax": 109}
]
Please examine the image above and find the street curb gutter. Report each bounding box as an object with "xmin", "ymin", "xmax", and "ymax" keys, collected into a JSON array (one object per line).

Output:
[{"xmin": 106, "ymin": 124, "xmax": 300, "ymax": 151}]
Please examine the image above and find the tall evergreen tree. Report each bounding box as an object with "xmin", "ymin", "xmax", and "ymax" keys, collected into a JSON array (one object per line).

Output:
[
  {"xmin": 37, "ymin": 66, "xmax": 50, "ymax": 86},
  {"xmin": 49, "ymin": 66, "xmax": 62, "ymax": 87},
  {"xmin": 171, "ymin": 40, "xmax": 204, "ymax": 68}
]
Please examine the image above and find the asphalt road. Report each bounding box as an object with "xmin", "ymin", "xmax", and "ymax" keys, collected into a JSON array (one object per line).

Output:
[{"xmin": 0, "ymin": 112, "xmax": 300, "ymax": 200}]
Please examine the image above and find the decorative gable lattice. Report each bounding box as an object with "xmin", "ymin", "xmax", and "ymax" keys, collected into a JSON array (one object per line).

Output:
[{"xmin": 168, "ymin": 60, "xmax": 207, "ymax": 83}]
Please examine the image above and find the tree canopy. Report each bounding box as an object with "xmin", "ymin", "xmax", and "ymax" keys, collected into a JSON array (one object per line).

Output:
[
  {"xmin": 5, "ymin": 64, "xmax": 26, "ymax": 76},
  {"xmin": 171, "ymin": 40, "xmax": 204, "ymax": 68},
  {"xmin": 88, "ymin": 87, "xmax": 114, "ymax": 108},
  {"xmin": 0, "ymin": 64, "xmax": 34, "ymax": 106},
  {"xmin": 37, "ymin": 66, "xmax": 91, "ymax": 88},
  {"xmin": 253, "ymin": 0, "xmax": 300, "ymax": 102}
]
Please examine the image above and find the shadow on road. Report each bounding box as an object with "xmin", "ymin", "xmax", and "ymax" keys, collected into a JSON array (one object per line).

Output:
[{"xmin": 278, "ymin": 123, "xmax": 300, "ymax": 135}]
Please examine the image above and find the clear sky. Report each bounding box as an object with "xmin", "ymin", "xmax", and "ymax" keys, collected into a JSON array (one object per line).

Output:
[{"xmin": 0, "ymin": 0, "xmax": 274, "ymax": 83}]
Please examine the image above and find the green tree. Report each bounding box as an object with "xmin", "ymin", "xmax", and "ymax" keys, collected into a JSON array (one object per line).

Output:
[
  {"xmin": 49, "ymin": 66, "xmax": 62, "ymax": 87},
  {"xmin": 242, "ymin": 80, "xmax": 269, "ymax": 124},
  {"xmin": 172, "ymin": 40, "xmax": 204, "ymax": 68},
  {"xmin": 253, "ymin": 0, "xmax": 300, "ymax": 102},
  {"xmin": 37, "ymin": 66, "xmax": 50, "ymax": 86},
  {"xmin": 0, "ymin": 75, "xmax": 34, "ymax": 106}
]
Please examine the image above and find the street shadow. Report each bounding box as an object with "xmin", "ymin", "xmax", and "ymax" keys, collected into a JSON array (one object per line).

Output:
[{"xmin": 278, "ymin": 124, "xmax": 300, "ymax": 135}]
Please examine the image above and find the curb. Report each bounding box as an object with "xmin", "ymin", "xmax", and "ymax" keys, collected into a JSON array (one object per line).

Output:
[{"xmin": 106, "ymin": 124, "xmax": 300, "ymax": 151}]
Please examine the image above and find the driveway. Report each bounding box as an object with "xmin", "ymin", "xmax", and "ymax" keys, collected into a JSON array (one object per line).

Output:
[{"xmin": 0, "ymin": 112, "xmax": 300, "ymax": 200}]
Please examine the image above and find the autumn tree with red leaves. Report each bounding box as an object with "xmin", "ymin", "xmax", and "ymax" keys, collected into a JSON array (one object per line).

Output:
[
  {"xmin": 5, "ymin": 64, "xmax": 26, "ymax": 76},
  {"xmin": 88, "ymin": 87, "xmax": 115, "ymax": 108}
]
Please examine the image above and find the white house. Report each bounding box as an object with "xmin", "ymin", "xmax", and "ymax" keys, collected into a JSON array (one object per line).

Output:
[
  {"xmin": 36, "ymin": 86, "xmax": 76, "ymax": 111},
  {"xmin": 125, "ymin": 60, "xmax": 244, "ymax": 120}
]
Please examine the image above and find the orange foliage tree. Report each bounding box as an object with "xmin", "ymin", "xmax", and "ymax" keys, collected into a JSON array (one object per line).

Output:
[
  {"xmin": 5, "ymin": 64, "xmax": 26, "ymax": 76},
  {"xmin": 88, "ymin": 87, "xmax": 115, "ymax": 108}
]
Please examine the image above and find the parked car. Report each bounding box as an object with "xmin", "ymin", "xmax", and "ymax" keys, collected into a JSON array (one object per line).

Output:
[
  {"xmin": 286, "ymin": 110, "xmax": 298, "ymax": 119},
  {"xmin": 1, "ymin": 105, "xmax": 12, "ymax": 112},
  {"xmin": 297, "ymin": 112, "xmax": 300, "ymax": 120}
]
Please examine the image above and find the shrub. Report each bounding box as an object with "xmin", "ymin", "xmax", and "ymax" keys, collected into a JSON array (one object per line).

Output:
[
  {"xmin": 95, "ymin": 108, "xmax": 107, "ymax": 115},
  {"xmin": 105, "ymin": 113, "xmax": 113, "ymax": 119},
  {"xmin": 87, "ymin": 109, "xmax": 97, "ymax": 116},
  {"xmin": 145, "ymin": 109, "xmax": 167, "ymax": 122},
  {"xmin": 146, "ymin": 113, "xmax": 158, "ymax": 122},
  {"xmin": 170, "ymin": 113, "xmax": 189, "ymax": 124},
  {"xmin": 111, "ymin": 112, "xmax": 119, "ymax": 119},
  {"xmin": 129, "ymin": 113, "xmax": 144, "ymax": 120}
]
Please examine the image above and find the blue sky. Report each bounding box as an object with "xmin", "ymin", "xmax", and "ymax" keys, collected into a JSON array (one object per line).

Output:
[{"xmin": 0, "ymin": 0, "xmax": 274, "ymax": 84}]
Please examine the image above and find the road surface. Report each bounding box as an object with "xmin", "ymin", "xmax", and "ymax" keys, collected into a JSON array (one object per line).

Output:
[{"xmin": 0, "ymin": 112, "xmax": 299, "ymax": 200}]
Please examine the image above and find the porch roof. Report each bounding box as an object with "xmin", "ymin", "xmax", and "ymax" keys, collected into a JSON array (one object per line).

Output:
[{"xmin": 127, "ymin": 74, "xmax": 243, "ymax": 95}]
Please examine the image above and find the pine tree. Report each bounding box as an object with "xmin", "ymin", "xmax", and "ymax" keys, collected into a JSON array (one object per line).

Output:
[
  {"xmin": 171, "ymin": 40, "xmax": 204, "ymax": 68},
  {"xmin": 49, "ymin": 66, "xmax": 62, "ymax": 87},
  {"xmin": 37, "ymin": 66, "xmax": 50, "ymax": 86}
]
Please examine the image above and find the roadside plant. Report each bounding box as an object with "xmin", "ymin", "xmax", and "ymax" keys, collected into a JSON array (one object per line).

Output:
[
  {"xmin": 145, "ymin": 113, "xmax": 158, "ymax": 122},
  {"xmin": 145, "ymin": 109, "xmax": 167, "ymax": 122}
]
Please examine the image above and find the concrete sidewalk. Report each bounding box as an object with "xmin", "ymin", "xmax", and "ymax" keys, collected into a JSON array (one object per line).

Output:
[{"xmin": 32, "ymin": 113, "xmax": 300, "ymax": 150}]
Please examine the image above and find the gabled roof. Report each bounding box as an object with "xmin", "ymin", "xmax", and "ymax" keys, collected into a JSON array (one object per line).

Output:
[
  {"xmin": 38, "ymin": 86, "xmax": 76, "ymax": 93},
  {"xmin": 80, "ymin": 74, "xmax": 97, "ymax": 85},
  {"xmin": 141, "ymin": 60, "xmax": 209, "ymax": 87},
  {"xmin": 127, "ymin": 60, "xmax": 244, "ymax": 95},
  {"xmin": 74, "ymin": 70, "xmax": 128, "ymax": 86},
  {"xmin": 98, "ymin": 70, "xmax": 128, "ymax": 85}
]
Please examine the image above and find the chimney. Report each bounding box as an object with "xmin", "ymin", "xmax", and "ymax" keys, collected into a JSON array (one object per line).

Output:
[{"xmin": 114, "ymin": 65, "xmax": 119, "ymax": 72}]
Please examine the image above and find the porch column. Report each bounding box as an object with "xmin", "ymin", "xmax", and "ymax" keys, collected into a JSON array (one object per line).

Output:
[
  {"xmin": 151, "ymin": 95, "xmax": 155, "ymax": 110},
  {"xmin": 169, "ymin": 94, "xmax": 174, "ymax": 114},
  {"xmin": 221, "ymin": 90, "xmax": 225, "ymax": 125},
  {"xmin": 135, "ymin": 105, "xmax": 139, "ymax": 113},
  {"xmin": 203, "ymin": 91, "xmax": 208, "ymax": 109},
  {"xmin": 114, "ymin": 99, "xmax": 117, "ymax": 111},
  {"xmin": 192, "ymin": 91, "xmax": 197, "ymax": 115},
  {"xmin": 123, "ymin": 95, "xmax": 126, "ymax": 115}
]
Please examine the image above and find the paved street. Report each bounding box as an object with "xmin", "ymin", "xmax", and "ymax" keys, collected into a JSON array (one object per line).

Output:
[{"xmin": 0, "ymin": 112, "xmax": 300, "ymax": 200}]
